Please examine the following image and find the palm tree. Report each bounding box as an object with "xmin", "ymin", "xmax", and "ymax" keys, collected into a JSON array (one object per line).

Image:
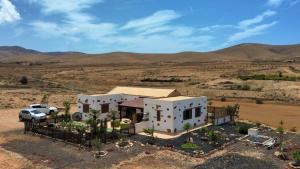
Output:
[
  {"xmin": 108, "ymin": 110, "xmax": 118, "ymax": 131},
  {"xmin": 225, "ymin": 104, "xmax": 240, "ymax": 125},
  {"xmin": 183, "ymin": 122, "xmax": 191, "ymax": 133},
  {"xmin": 88, "ymin": 109, "xmax": 100, "ymax": 136},
  {"xmin": 63, "ymin": 101, "xmax": 71, "ymax": 122},
  {"xmin": 50, "ymin": 111, "xmax": 59, "ymax": 123},
  {"xmin": 143, "ymin": 124, "xmax": 155, "ymax": 144},
  {"xmin": 276, "ymin": 120, "xmax": 284, "ymax": 151}
]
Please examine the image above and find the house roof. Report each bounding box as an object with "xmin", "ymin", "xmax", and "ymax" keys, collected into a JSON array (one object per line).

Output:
[
  {"xmin": 156, "ymin": 96, "xmax": 197, "ymax": 101},
  {"xmin": 108, "ymin": 86, "xmax": 181, "ymax": 98},
  {"xmin": 119, "ymin": 98, "xmax": 144, "ymax": 108}
]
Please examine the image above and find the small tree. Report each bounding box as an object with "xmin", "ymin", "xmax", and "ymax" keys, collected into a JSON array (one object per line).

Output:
[
  {"xmin": 183, "ymin": 122, "xmax": 191, "ymax": 133},
  {"xmin": 41, "ymin": 94, "xmax": 49, "ymax": 105},
  {"xmin": 63, "ymin": 101, "xmax": 71, "ymax": 121},
  {"xmin": 19, "ymin": 76, "xmax": 28, "ymax": 85},
  {"xmin": 276, "ymin": 120, "xmax": 284, "ymax": 151},
  {"xmin": 278, "ymin": 71, "xmax": 283, "ymax": 77},
  {"xmin": 208, "ymin": 131, "xmax": 219, "ymax": 145},
  {"xmin": 225, "ymin": 104, "xmax": 240, "ymax": 125}
]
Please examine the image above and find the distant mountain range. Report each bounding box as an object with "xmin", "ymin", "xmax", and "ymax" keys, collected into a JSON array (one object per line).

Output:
[{"xmin": 0, "ymin": 43, "xmax": 299, "ymax": 65}]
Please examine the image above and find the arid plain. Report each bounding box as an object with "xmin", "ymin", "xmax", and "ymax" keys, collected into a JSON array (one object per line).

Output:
[{"xmin": 0, "ymin": 43, "xmax": 300, "ymax": 168}]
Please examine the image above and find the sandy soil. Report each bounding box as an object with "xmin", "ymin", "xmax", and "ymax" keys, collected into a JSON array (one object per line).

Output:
[{"xmin": 213, "ymin": 101, "xmax": 300, "ymax": 130}]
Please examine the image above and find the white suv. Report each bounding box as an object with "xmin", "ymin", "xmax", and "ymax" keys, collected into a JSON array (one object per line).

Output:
[
  {"xmin": 28, "ymin": 104, "xmax": 58, "ymax": 115},
  {"xmin": 19, "ymin": 109, "xmax": 47, "ymax": 122}
]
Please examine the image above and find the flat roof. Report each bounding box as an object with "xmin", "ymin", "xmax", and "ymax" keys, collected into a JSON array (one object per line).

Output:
[{"xmin": 156, "ymin": 96, "xmax": 197, "ymax": 101}]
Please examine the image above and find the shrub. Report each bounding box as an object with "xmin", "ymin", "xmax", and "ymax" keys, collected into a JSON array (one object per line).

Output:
[
  {"xmin": 290, "ymin": 127, "xmax": 297, "ymax": 132},
  {"xmin": 241, "ymin": 84, "xmax": 251, "ymax": 90},
  {"xmin": 183, "ymin": 122, "xmax": 191, "ymax": 133},
  {"xmin": 200, "ymin": 127, "xmax": 208, "ymax": 134},
  {"xmin": 256, "ymin": 99, "xmax": 263, "ymax": 104},
  {"xmin": 120, "ymin": 123, "xmax": 130, "ymax": 129},
  {"xmin": 208, "ymin": 131, "xmax": 220, "ymax": 144},
  {"xmin": 292, "ymin": 151, "xmax": 300, "ymax": 166},
  {"xmin": 111, "ymin": 119, "xmax": 120, "ymax": 128},
  {"xmin": 181, "ymin": 142, "xmax": 198, "ymax": 149},
  {"xmin": 238, "ymin": 124, "xmax": 251, "ymax": 134},
  {"xmin": 19, "ymin": 76, "xmax": 28, "ymax": 85}
]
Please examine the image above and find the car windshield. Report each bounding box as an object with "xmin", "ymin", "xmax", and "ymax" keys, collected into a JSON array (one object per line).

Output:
[{"xmin": 31, "ymin": 110, "xmax": 42, "ymax": 114}]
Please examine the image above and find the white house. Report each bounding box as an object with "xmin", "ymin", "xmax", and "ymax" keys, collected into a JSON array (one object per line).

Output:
[{"xmin": 77, "ymin": 86, "xmax": 207, "ymax": 133}]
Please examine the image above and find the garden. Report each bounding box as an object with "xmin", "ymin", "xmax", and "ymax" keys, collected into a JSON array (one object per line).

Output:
[
  {"xmin": 23, "ymin": 100, "xmax": 136, "ymax": 158},
  {"xmin": 132, "ymin": 122, "xmax": 254, "ymax": 156}
]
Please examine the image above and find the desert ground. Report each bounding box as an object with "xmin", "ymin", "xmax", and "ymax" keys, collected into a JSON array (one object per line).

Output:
[{"xmin": 0, "ymin": 44, "xmax": 300, "ymax": 168}]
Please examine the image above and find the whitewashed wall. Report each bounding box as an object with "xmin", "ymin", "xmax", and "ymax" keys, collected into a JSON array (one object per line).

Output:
[
  {"xmin": 77, "ymin": 93, "xmax": 140, "ymax": 120},
  {"xmin": 173, "ymin": 96, "xmax": 207, "ymax": 132},
  {"xmin": 144, "ymin": 99, "xmax": 174, "ymax": 133},
  {"xmin": 144, "ymin": 96, "xmax": 207, "ymax": 133}
]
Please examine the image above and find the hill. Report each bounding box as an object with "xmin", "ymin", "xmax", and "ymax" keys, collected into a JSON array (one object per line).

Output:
[{"xmin": 0, "ymin": 43, "xmax": 299, "ymax": 65}]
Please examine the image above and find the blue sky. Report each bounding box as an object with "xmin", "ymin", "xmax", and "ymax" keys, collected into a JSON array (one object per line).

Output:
[{"xmin": 0, "ymin": 0, "xmax": 299, "ymax": 53}]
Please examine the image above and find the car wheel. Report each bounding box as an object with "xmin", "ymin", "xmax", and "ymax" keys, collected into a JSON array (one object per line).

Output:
[{"xmin": 49, "ymin": 110, "xmax": 54, "ymax": 115}]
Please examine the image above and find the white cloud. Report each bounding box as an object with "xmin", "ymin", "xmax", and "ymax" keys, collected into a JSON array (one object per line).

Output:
[
  {"xmin": 36, "ymin": 0, "xmax": 102, "ymax": 14},
  {"xmin": 238, "ymin": 10, "xmax": 276, "ymax": 29},
  {"xmin": 0, "ymin": 0, "xmax": 21, "ymax": 24},
  {"xmin": 121, "ymin": 10, "xmax": 181, "ymax": 31},
  {"xmin": 228, "ymin": 21, "xmax": 278, "ymax": 42},
  {"xmin": 267, "ymin": 0, "xmax": 284, "ymax": 6},
  {"xmin": 199, "ymin": 25, "xmax": 234, "ymax": 32}
]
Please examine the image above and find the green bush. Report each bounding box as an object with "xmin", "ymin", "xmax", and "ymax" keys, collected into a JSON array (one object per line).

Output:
[
  {"xmin": 238, "ymin": 124, "xmax": 251, "ymax": 134},
  {"xmin": 239, "ymin": 74, "xmax": 298, "ymax": 81},
  {"xmin": 181, "ymin": 142, "xmax": 198, "ymax": 149},
  {"xmin": 111, "ymin": 119, "xmax": 120, "ymax": 128},
  {"xmin": 256, "ymin": 99, "xmax": 264, "ymax": 104},
  {"xmin": 120, "ymin": 123, "xmax": 130, "ymax": 129}
]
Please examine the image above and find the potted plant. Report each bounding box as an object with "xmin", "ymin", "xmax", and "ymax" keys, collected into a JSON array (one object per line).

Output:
[{"xmin": 91, "ymin": 138, "xmax": 107, "ymax": 158}]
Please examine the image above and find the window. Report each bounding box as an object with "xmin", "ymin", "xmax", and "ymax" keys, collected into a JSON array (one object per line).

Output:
[
  {"xmin": 83, "ymin": 104, "xmax": 89, "ymax": 113},
  {"xmin": 157, "ymin": 110, "xmax": 161, "ymax": 121},
  {"xmin": 183, "ymin": 109, "xmax": 192, "ymax": 120},
  {"xmin": 195, "ymin": 107, "xmax": 201, "ymax": 117},
  {"xmin": 32, "ymin": 105, "xmax": 42, "ymax": 108},
  {"xmin": 101, "ymin": 104, "xmax": 109, "ymax": 113}
]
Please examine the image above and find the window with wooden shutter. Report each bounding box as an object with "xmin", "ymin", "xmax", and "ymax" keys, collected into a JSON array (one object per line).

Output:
[
  {"xmin": 157, "ymin": 110, "xmax": 161, "ymax": 121},
  {"xmin": 183, "ymin": 109, "xmax": 192, "ymax": 120},
  {"xmin": 195, "ymin": 107, "xmax": 201, "ymax": 117},
  {"xmin": 101, "ymin": 104, "xmax": 109, "ymax": 113}
]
